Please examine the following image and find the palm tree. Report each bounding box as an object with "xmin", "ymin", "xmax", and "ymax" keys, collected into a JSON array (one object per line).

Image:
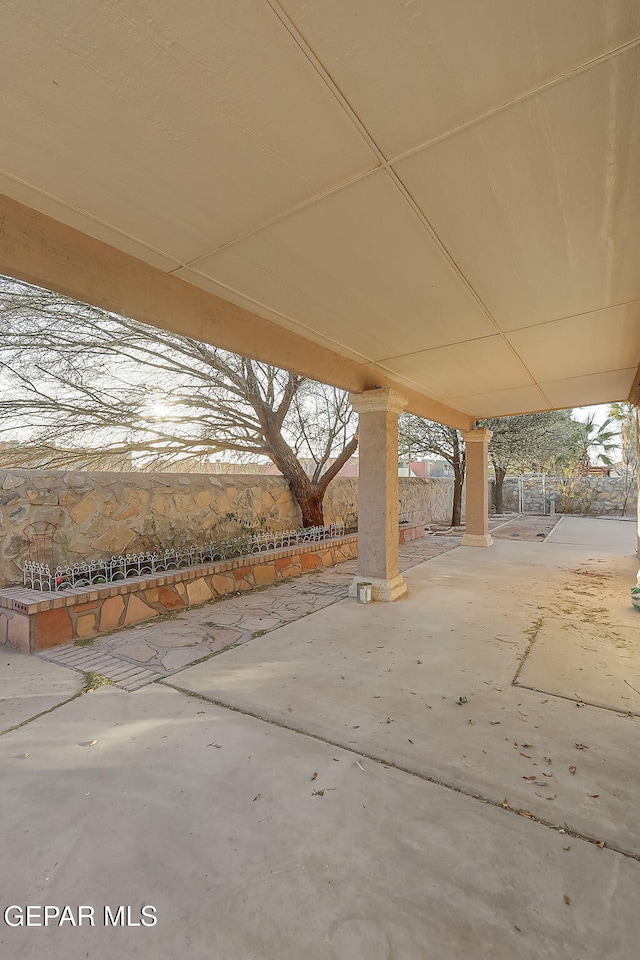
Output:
[
  {"xmin": 609, "ymin": 402, "xmax": 638, "ymax": 469},
  {"xmin": 575, "ymin": 414, "xmax": 619, "ymax": 474},
  {"xmin": 608, "ymin": 402, "xmax": 638, "ymax": 514}
]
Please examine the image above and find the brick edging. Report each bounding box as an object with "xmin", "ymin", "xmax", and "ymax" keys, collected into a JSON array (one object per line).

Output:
[{"xmin": 0, "ymin": 535, "xmax": 358, "ymax": 653}]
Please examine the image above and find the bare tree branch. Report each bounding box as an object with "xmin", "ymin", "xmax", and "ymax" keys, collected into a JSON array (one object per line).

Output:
[{"xmin": 0, "ymin": 275, "xmax": 358, "ymax": 525}]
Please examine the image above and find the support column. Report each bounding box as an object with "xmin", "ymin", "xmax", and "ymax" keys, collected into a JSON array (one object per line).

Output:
[
  {"xmin": 461, "ymin": 428, "xmax": 493, "ymax": 547},
  {"xmin": 348, "ymin": 388, "xmax": 408, "ymax": 601},
  {"xmin": 636, "ymin": 409, "xmax": 640, "ymax": 560}
]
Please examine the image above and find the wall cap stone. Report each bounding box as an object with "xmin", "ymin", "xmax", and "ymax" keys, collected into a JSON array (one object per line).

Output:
[{"xmin": 0, "ymin": 535, "xmax": 358, "ymax": 614}]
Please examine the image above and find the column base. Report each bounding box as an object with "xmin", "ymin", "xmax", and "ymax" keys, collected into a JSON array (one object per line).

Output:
[
  {"xmin": 461, "ymin": 533, "xmax": 493, "ymax": 547},
  {"xmin": 348, "ymin": 574, "xmax": 408, "ymax": 602}
]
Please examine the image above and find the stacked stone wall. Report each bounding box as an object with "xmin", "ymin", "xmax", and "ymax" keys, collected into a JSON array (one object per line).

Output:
[
  {"xmin": 0, "ymin": 470, "xmax": 454, "ymax": 587},
  {"xmin": 494, "ymin": 475, "xmax": 637, "ymax": 517}
]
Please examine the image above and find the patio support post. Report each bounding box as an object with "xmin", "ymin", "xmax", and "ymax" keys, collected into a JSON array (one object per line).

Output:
[
  {"xmin": 637, "ymin": 411, "xmax": 640, "ymax": 559},
  {"xmin": 348, "ymin": 388, "xmax": 408, "ymax": 601},
  {"xmin": 461, "ymin": 428, "xmax": 493, "ymax": 547}
]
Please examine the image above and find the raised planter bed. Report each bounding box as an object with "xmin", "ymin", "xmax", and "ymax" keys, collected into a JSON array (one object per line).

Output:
[
  {"xmin": 0, "ymin": 535, "xmax": 357, "ymax": 654},
  {"xmin": 398, "ymin": 521, "xmax": 426, "ymax": 544}
]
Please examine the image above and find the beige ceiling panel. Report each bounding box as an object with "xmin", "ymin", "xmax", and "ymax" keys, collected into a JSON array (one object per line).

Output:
[
  {"xmin": 195, "ymin": 172, "xmax": 494, "ymax": 362},
  {"xmin": 507, "ymin": 303, "xmax": 640, "ymax": 382},
  {"xmin": 364, "ymin": 364, "xmax": 440, "ymax": 402},
  {"xmin": 394, "ymin": 49, "xmax": 640, "ymax": 329},
  {"xmin": 280, "ymin": 0, "xmax": 640, "ymax": 157},
  {"xmin": 0, "ymin": 173, "xmax": 181, "ymax": 274},
  {"xmin": 446, "ymin": 385, "xmax": 551, "ymax": 419},
  {"xmin": 174, "ymin": 266, "xmax": 370, "ymax": 364},
  {"xmin": 0, "ymin": 0, "xmax": 376, "ymax": 264},
  {"xmin": 377, "ymin": 335, "xmax": 533, "ymax": 399},
  {"xmin": 541, "ymin": 369, "xmax": 637, "ymax": 408}
]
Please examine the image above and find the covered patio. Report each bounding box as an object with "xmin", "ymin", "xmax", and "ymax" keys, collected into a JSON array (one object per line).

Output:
[
  {"xmin": 1, "ymin": 518, "xmax": 639, "ymax": 957},
  {"xmin": 0, "ymin": 0, "xmax": 639, "ymax": 594},
  {"xmin": 1, "ymin": 3, "xmax": 640, "ymax": 955}
]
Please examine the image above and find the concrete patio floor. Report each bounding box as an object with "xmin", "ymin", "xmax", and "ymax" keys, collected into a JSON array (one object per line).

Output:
[
  {"xmin": 36, "ymin": 534, "xmax": 462, "ymax": 687},
  {"xmin": 1, "ymin": 517, "xmax": 639, "ymax": 958}
]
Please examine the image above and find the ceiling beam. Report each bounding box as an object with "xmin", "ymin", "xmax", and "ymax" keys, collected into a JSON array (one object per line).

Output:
[{"xmin": 0, "ymin": 194, "xmax": 473, "ymax": 432}]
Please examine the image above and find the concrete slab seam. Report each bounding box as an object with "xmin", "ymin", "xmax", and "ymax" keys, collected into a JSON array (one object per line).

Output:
[
  {"xmin": 0, "ymin": 689, "xmax": 85, "ymax": 738},
  {"xmin": 511, "ymin": 615, "xmax": 544, "ymax": 686},
  {"xmin": 514, "ymin": 679, "xmax": 640, "ymax": 720},
  {"xmin": 160, "ymin": 679, "xmax": 640, "ymax": 862}
]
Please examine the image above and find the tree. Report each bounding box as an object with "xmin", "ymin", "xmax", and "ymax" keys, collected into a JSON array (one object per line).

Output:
[
  {"xmin": 608, "ymin": 401, "xmax": 638, "ymax": 515},
  {"xmin": 0, "ymin": 276, "xmax": 357, "ymax": 527},
  {"xmin": 573, "ymin": 414, "xmax": 619, "ymax": 474},
  {"xmin": 608, "ymin": 402, "xmax": 637, "ymax": 468},
  {"xmin": 480, "ymin": 410, "xmax": 582, "ymax": 513},
  {"xmin": 398, "ymin": 416, "xmax": 465, "ymax": 526}
]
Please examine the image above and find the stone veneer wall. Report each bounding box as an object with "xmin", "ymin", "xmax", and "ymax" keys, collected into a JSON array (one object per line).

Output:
[
  {"xmin": 0, "ymin": 470, "xmax": 454, "ymax": 587},
  {"xmin": 1, "ymin": 536, "xmax": 358, "ymax": 653},
  {"xmin": 495, "ymin": 475, "xmax": 638, "ymax": 516}
]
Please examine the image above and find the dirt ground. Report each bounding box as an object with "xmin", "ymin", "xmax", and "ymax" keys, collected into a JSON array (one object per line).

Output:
[
  {"xmin": 431, "ymin": 512, "xmax": 560, "ymax": 541},
  {"xmin": 490, "ymin": 513, "xmax": 560, "ymax": 540}
]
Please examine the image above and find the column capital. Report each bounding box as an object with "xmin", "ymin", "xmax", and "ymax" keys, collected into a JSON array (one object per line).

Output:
[
  {"xmin": 462, "ymin": 427, "xmax": 493, "ymax": 444},
  {"xmin": 348, "ymin": 387, "xmax": 409, "ymax": 416}
]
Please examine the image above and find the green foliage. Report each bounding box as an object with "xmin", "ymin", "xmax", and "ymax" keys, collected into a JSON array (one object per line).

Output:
[
  {"xmin": 480, "ymin": 410, "xmax": 583, "ymax": 474},
  {"xmin": 608, "ymin": 402, "xmax": 637, "ymax": 470},
  {"xmin": 607, "ymin": 402, "xmax": 637, "ymax": 514},
  {"xmin": 82, "ymin": 672, "xmax": 112, "ymax": 692},
  {"xmin": 572, "ymin": 414, "xmax": 620, "ymax": 472},
  {"xmin": 398, "ymin": 415, "xmax": 463, "ymax": 469},
  {"xmin": 553, "ymin": 475, "xmax": 598, "ymax": 514}
]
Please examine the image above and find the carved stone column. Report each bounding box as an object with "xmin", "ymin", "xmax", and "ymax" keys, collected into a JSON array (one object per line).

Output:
[
  {"xmin": 462, "ymin": 428, "xmax": 493, "ymax": 547},
  {"xmin": 348, "ymin": 388, "xmax": 408, "ymax": 601}
]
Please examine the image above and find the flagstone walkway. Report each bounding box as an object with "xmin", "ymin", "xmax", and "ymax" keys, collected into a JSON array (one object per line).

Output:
[
  {"xmin": 38, "ymin": 517, "xmax": 560, "ymax": 690},
  {"xmin": 39, "ymin": 534, "xmax": 461, "ymax": 688}
]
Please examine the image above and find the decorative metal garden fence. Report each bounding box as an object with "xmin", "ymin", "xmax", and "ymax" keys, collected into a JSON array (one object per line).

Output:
[
  {"xmin": 23, "ymin": 520, "xmax": 57, "ymax": 568},
  {"xmin": 22, "ymin": 523, "xmax": 345, "ymax": 593}
]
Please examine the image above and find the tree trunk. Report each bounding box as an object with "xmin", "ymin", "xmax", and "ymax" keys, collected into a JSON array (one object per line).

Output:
[
  {"xmin": 293, "ymin": 482, "xmax": 326, "ymax": 527},
  {"xmin": 262, "ymin": 420, "xmax": 358, "ymax": 528},
  {"xmin": 450, "ymin": 433, "xmax": 465, "ymax": 527},
  {"xmin": 451, "ymin": 475, "xmax": 463, "ymax": 526},
  {"xmin": 452, "ymin": 466, "xmax": 464, "ymax": 527},
  {"xmin": 493, "ymin": 464, "xmax": 506, "ymax": 513}
]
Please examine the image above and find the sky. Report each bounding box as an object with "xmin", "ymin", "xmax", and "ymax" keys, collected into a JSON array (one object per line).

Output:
[{"xmin": 572, "ymin": 403, "xmax": 612, "ymax": 426}]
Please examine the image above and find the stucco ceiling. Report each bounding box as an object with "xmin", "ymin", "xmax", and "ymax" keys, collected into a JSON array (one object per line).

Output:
[{"xmin": 1, "ymin": 0, "xmax": 639, "ymax": 419}]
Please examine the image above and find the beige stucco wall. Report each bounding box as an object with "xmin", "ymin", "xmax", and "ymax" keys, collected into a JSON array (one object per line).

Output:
[{"xmin": 0, "ymin": 470, "xmax": 454, "ymax": 587}]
